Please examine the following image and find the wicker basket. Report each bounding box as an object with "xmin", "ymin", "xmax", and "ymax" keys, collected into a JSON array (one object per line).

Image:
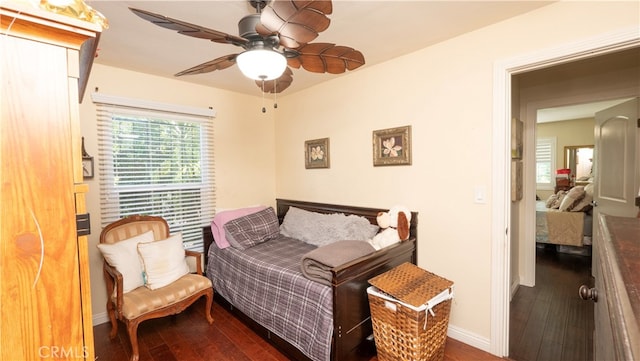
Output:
[{"xmin": 367, "ymin": 263, "xmax": 454, "ymax": 361}]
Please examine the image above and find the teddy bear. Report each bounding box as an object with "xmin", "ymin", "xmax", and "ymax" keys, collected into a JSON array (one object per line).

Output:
[{"xmin": 368, "ymin": 205, "xmax": 411, "ymax": 250}]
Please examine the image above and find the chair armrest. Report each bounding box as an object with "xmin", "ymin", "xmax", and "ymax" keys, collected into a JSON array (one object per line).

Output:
[
  {"xmin": 102, "ymin": 262, "xmax": 124, "ymax": 316},
  {"xmin": 185, "ymin": 250, "xmax": 204, "ymax": 275}
]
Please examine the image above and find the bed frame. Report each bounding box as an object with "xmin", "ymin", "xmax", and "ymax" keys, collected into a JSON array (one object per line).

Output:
[{"xmin": 202, "ymin": 199, "xmax": 418, "ymax": 361}]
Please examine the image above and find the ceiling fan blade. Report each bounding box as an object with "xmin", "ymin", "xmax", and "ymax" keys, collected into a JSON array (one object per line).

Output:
[
  {"xmin": 175, "ymin": 54, "xmax": 239, "ymax": 76},
  {"xmin": 130, "ymin": 8, "xmax": 248, "ymax": 47},
  {"xmin": 255, "ymin": 67, "xmax": 294, "ymax": 93},
  {"xmin": 290, "ymin": 43, "xmax": 365, "ymax": 74},
  {"xmin": 258, "ymin": 0, "xmax": 332, "ymax": 48}
]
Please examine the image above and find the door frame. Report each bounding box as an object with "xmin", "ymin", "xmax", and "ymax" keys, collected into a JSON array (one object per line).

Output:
[{"xmin": 490, "ymin": 26, "xmax": 639, "ymax": 356}]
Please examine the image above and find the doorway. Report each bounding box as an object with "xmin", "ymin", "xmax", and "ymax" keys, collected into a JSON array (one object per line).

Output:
[
  {"xmin": 509, "ymin": 103, "xmax": 600, "ymax": 360},
  {"xmin": 489, "ymin": 28, "xmax": 639, "ymax": 356},
  {"xmin": 510, "ymin": 75, "xmax": 638, "ymax": 361},
  {"xmin": 514, "ymin": 49, "xmax": 639, "ymax": 288}
]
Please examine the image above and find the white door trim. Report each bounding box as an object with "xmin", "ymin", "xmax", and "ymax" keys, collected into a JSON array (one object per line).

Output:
[{"xmin": 491, "ymin": 26, "xmax": 640, "ymax": 356}]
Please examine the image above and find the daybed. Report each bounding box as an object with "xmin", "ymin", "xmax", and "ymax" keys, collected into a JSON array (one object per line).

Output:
[{"xmin": 202, "ymin": 199, "xmax": 418, "ymax": 361}]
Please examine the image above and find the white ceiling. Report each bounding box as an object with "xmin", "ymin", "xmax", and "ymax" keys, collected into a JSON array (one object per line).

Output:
[
  {"xmin": 88, "ymin": 0, "xmax": 553, "ymax": 96},
  {"xmin": 537, "ymin": 98, "xmax": 635, "ymax": 123}
]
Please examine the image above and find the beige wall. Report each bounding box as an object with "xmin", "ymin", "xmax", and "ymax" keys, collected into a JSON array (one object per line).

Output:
[
  {"xmin": 80, "ymin": 64, "xmax": 276, "ymax": 319},
  {"xmin": 274, "ymin": 0, "xmax": 638, "ymax": 344},
  {"xmin": 82, "ymin": 0, "xmax": 639, "ymax": 352},
  {"xmin": 536, "ymin": 118, "xmax": 595, "ymax": 200}
]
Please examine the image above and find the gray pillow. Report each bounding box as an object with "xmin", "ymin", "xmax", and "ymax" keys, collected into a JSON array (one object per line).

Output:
[
  {"xmin": 224, "ymin": 207, "xmax": 280, "ymax": 250},
  {"xmin": 280, "ymin": 207, "xmax": 379, "ymax": 247}
]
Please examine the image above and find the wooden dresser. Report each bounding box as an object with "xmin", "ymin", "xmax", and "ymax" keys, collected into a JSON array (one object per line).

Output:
[
  {"xmin": 1, "ymin": 3, "xmax": 102, "ymax": 360},
  {"xmin": 586, "ymin": 215, "xmax": 640, "ymax": 360}
]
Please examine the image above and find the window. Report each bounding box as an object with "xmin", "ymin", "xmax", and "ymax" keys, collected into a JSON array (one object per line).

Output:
[
  {"xmin": 536, "ymin": 137, "xmax": 556, "ymax": 190},
  {"xmin": 93, "ymin": 94, "xmax": 216, "ymax": 251}
]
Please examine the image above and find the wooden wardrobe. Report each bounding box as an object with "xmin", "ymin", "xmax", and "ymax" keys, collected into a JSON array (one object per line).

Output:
[{"xmin": 1, "ymin": 3, "xmax": 102, "ymax": 360}]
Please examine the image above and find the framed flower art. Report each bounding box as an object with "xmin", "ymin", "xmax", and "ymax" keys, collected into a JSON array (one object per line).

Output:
[
  {"xmin": 305, "ymin": 137, "xmax": 330, "ymax": 169},
  {"xmin": 372, "ymin": 125, "xmax": 412, "ymax": 166}
]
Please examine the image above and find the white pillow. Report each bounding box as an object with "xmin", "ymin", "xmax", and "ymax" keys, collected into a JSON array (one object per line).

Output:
[
  {"xmin": 137, "ymin": 233, "xmax": 190, "ymax": 290},
  {"xmin": 97, "ymin": 230, "xmax": 154, "ymax": 293}
]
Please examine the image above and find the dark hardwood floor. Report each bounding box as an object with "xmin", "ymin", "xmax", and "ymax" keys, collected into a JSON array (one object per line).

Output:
[
  {"xmin": 509, "ymin": 244, "xmax": 594, "ymax": 361},
  {"xmin": 94, "ymin": 298, "xmax": 505, "ymax": 361}
]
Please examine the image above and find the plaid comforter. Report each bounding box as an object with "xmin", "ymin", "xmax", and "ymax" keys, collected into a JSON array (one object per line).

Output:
[{"xmin": 207, "ymin": 235, "xmax": 333, "ymax": 361}]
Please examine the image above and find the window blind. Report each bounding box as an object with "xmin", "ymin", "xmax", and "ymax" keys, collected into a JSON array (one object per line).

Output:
[
  {"xmin": 536, "ymin": 137, "xmax": 556, "ymax": 190},
  {"xmin": 93, "ymin": 93, "xmax": 216, "ymax": 251}
]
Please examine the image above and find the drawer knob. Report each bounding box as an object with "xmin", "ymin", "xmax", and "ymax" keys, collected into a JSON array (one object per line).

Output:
[{"xmin": 579, "ymin": 285, "xmax": 598, "ymax": 302}]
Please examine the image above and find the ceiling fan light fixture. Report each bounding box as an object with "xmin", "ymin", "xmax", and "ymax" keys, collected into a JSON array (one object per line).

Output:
[{"xmin": 236, "ymin": 49, "xmax": 287, "ymax": 81}]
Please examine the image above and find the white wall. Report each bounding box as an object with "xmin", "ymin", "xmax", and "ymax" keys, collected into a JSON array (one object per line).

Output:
[{"xmin": 80, "ymin": 64, "xmax": 277, "ymax": 320}]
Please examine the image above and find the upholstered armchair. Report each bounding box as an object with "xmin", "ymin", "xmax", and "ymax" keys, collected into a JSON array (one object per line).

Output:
[{"xmin": 98, "ymin": 215, "xmax": 213, "ymax": 361}]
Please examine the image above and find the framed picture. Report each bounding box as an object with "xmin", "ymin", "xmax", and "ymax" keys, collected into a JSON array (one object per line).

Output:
[
  {"xmin": 372, "ymin": 125, "xmax": 412, "ymax": 166},
  {"xmin": 511, "ymin": 160, "xmax": 523, "ymax": 201},
  {"xmin": 82, "ymin": 157, "xmax": 94, "ymax": 179},
  {"xmin": 305, "ymin": 138, "xmax": 330, "ymax": 169},
  {"xmin": 511, "ymin": 118, "xmax": 523, "ymax": 160}
]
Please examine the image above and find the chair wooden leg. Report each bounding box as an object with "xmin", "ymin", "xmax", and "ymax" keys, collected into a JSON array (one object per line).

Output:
[
  {"xmin": 126, "ymin": 320, "xmax": 141, "ymax": 361},
  {"xmin": 204, "ymin": 289, "xmax": 214, "ymax": 324},
  {"xmin": 107, "ymin": 301, "xmax": 118, "ymax": 339}
]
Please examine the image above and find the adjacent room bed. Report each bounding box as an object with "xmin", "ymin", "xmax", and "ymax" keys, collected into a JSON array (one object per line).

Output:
[
  {"xmin": 536, "ymin": 184, "xmax": 593, "ymax": 251},
  {"xmin": 202, "ymin": 199, "xmax": 418, "ymax": 361}
]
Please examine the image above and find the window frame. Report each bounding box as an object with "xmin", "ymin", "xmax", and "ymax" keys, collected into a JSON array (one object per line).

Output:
[
  {"xmin": 92, "ymin": 93, "xmax": 216, "ymax": 251},
  {"xmin": 536, "ymin": 136, "xmax": 557, "ymax": 191}
]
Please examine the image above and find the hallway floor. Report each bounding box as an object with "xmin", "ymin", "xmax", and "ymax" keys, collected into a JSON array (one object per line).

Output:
[{"xmin": 509, "ymin": 244, "xmax": 594, "ymax": 361}]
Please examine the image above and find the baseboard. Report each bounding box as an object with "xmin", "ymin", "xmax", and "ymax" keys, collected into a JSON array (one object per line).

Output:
[
  {"xmin": 93, "ymin": 311, "xmax": 110, "ymax": 326},
  {"xmin": 447, "ymin": 324, "xmax": 492, "ymax": 354},
  {"xmin": 510, "ymin": 277, "xmax": 520, "ymax": 301}
]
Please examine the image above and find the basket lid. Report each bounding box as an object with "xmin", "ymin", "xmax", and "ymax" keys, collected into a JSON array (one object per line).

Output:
[{"xmin": 368, "ymin": 262, "xmax": 453, "ymax": 308}]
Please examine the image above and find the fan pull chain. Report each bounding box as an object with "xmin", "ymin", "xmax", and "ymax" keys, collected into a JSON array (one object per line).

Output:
[
  {"xmin": 273, "ymin": 80, "xmax": 278, "ymax": 109},
  {"xmin": 261, "ymin": 79, "xmax": 266, "ymax": 113}
]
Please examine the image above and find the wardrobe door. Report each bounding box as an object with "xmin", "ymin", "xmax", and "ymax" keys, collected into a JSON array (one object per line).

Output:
[
  {"xmin": 1, "ymin": 34, "xmax": 84, "ymax": 360},
  {"xmin": 1, "ymin": 4, "xmax": 102, "ymax": 359}
]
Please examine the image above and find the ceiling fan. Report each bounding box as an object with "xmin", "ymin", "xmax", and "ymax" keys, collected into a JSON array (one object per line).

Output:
[{"xmin": 130, "ymin": 0, "xmax": 365, "ymax": 94}]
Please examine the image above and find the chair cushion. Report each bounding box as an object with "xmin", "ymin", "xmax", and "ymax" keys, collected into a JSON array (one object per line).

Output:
[
  {"xmin": 137, "ymin": 233, "xmax": 190, "ymax": 290},
  {"xmin": 97, "ymin": 230, "xmax": 154, "ymax": 293},
  {"xmin": 117, "ymin": 274, "xmax": 212, "ymax": 319}
]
